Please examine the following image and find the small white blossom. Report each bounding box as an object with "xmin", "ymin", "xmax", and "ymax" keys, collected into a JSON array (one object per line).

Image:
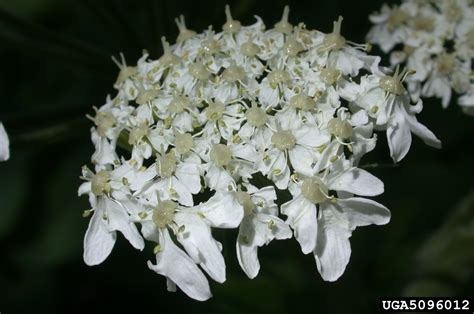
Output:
[
  {"xmin": 281, "ymin": 159, "xmax": 390, "ymax": 281},
  {"xmin": 234, "ymin": 184, "xmax": 292, "ymax": 278}
]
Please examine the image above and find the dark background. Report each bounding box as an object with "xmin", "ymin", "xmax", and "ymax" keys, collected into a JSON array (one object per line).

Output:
[{"xmin": 0, "ymin": 0, "xmax": 473, "ymax": 313}]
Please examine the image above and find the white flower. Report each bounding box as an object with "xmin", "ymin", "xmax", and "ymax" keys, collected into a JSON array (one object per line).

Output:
[
  {"xmin": 235, "ymin": 184, "xmax": 292, "ymax": 278},
  {"xmin": 367, "ymin": 3, "xmax": 412, "ymax": 53},
  {"xmin": 354, "ymin": 67, "xmax": 441, "ymax": 162},
  {"xmin": 237, "ymin": 102, "xmax": 273, "ymax": 152},
  {"xmin": 200, "ymin": 100, "xmax": 245, "ymax": 141},
  {"xmin": 152, "ymin": 93, "xmax": 199, "ymax": 133},
  {"xmin": 281, "ymin": 159, "xmax": 390, "ymax": 281},
  {"xmin": 313, "ymin": 16, "xmax": 376, "ymax": 77},
  {"xmin": 79, "ymin": 167, "xmax": 145, "ymax": 265},
  {"xmin": 147, "ymin": 227, "xmax": 212, "ymax": 301},
  {"xmin": 0, "ymin": 122, "xmax": 10, "ymax": 161},
  {"xmin": 421, "ymin": 53, "xmax": 471, "ymax": 108},
  {"xmin": 78, "ymin": 5, "xmax": 442, "ymax": 300},
  {"xmin": 150, "ymin": 152, "xmax": 202, "ymax": 206},
  {"xmin": 368, "ymin": 0, "xmax": 474, "ymax": 114},
  {"xmin": 139, "ymin": 199, "xmax": 228, "ymax": 299},
  {"xmin": 258, "ymin": 113, "xmax": 329, "ymax": 189},
  {"xmin": 202, "ymin": 141, "xmax": 256, "ymax": 191}
]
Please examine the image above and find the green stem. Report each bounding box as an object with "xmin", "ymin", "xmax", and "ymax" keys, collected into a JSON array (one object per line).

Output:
[
  {"xmin": 359, "ymin": 162, "xmax": 399, "ymax": 169},
  {"xmin": 11, "ymin": 117, "xmax": 89, "ymax": 148}
]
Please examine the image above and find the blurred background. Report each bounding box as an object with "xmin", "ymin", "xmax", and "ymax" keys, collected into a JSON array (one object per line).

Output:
[{"xmin": 0, "ymin": 0, "xmax": 473, "ymax": 313}]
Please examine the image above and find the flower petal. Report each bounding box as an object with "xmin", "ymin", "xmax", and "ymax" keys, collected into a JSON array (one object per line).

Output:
[
  {"xmin": 294, "ymin": 126, "xmax": 330, "ymax": 147},
  {"xmin": 387, "ymin": 109, "xmax": 412, "ymax": 163},
  {"xmin": 281, "ymin": 195, "xmax": 317, "ymax": 254},
  {"xmin": 314, "ymin": 218, "xmax": 352, "ymax": 282},
  {"xmin": 332, "ymin": 197, "xmax": 391, "ymax": 229},
  {"xmin": 147, "ymin": 229, "xmax": 212, "ymax": 301},
  {"xmin": 206, "ymin": 165, "xmax": 234, "ymax": 191},
  {"xmin": 289, "ymin": 146, "xmax": 314, "ymax": 176},
  {"xmin": 402, "ymin": 102, "xmax": 441, "ymax": 149},
  {"xmin": 255, "ymin": 213, "xmax": 293, "ymax": 242},
  {"xmin": 236, "ymin": 237, "xmax": 260, "ymax": 279},
  {"xmin": 140, "ymin": 220, "xmax": 160, "ymax": 242},
  {"xmin": 175, "ymin": 162, "xmax": 201, "ymax": 194},
  {"xmin": 78, "ymin": 182, "xmax": 92, "ymax": 196},
  {"xmin": 105, "ymin": 198, "xmax": 145, "ymax": 250},
  {"xmin": 197, "ymin": 192, "xmax": 244, "ymax": 228},
  {"xmin": 83, "ymin": 204, "xmax": 116, "ymax": 266},
  {"xmin": 327, "ymin": 167, "xmax": 384, "ymax": 196},
  {"xmin": 175, "ymin": 212, "xmax": 226, "ymax": 283},
  {"xmin": 171, "ymin": 176, "xmax": 194, "ymax": 207}
]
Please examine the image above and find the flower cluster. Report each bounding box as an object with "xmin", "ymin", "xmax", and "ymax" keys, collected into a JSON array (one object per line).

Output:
[
  {"xmin": 367, "ymin": 0, "xmax": 474, "ymax": 115},
  {"xmin": 79, "ymin": 6, "xmax": 440, "ymax": 300}
]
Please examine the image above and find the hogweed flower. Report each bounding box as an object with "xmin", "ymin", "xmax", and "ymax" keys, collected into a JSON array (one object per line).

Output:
[
  {"xmin": 367, "ymin": 0, "xmax": 474, "ymax": 115},
  {"xmin": 79, "ymin": 5, "xmax": 441, "ymax": 300}
]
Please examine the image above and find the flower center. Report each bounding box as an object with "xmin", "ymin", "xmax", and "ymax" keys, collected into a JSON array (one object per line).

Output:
[
  {"xmin": 136, "ymin": 89, "xmax": 159, "ymax": 105},
  {"xmin": 271, "ymin": 130, "xmax": 296, "ymax": 150},
  {"xmin": 380, "ymin": 76, "xmax": 404, "ymax": 95},
  {"xmin": 205, "ymin": 101, "xmax": 225, "ymax": 121},
  {"xmin": 175, "ymin": 15, "xmax": 196, "ymax": 43},
  {"xmin": 245, "ymin": 106, "xmax": 267, "ymax": 127},
  {"xmin": 169, "ymin": 95, "xmax": 189, "ymax": 114},
  {"xmin": 403, "ymin": 45, "xmax": 414, "ymax": 55},
  {"xmin": 94, "ymin": 111, "xmax": 117, "ymax": 137},
  {"xmin": 210, "ymin": 144, "xmax": 232, "ymax": 167},
  {"xmin": 323, "ymin": 16, "xmax": 346, "ymax": 50},
  {"xmin": 412, "ymin": 15, "xmax": 434, "ymax": 32},
  {"xmin": 159, "ymin": 37, "xmax": 179, "ymax": 67},
  {"xmin": 387, "ymin": 8, "xmax": 408, "ymax": 32},
  {"xmin": 174, "ymin": 133, "xmax": 194, "ymax": 154},
  {"xmin": 301, "ymin": 177, "xmax": 328, "ymax": 204},
  {"xmin": 444, "ymin": 2, "xmax": 462, "ymax": 23},
  {"xmin": 327, "ymin": 117, "xmax": 353, "ymax": 139},
  {"xmin": 235, "ymin": 191, "xmax": 255, "ymax": 216},
  {"xmin": 91, "ymin": 170, "xmax": 111, "ymax": 196},
  {"xmin": 320, "ymin": 67, "xmax": 341, "ymax": 85},
  {"xmin": 157, "ymin": 152, "xmax": 177, "ymax": 178},
  {"xmin": 128, "ymin": 122, "xmax": 149, "ymax": 145},
  {"xmin": 223, "ymin": 65, "xmax": 245, "ymax": 83},
  {"xmin": 283, "ymin": 37, "xmax": 304, "ymax": 57},
  {"xmin": 291, "ymin": 93, "xmax": 315, "ymax": 111},
  {"xmin": 201, "ymin": 27, "xmax": 220, "ymax": 55},
  {"xmin": 268, "ymin": 69, "xmax": 290, "ymax": 88},
  {"xmin": 189, "ymin": 62, "xmax": 210, "ymax": 81},
  {"xmin": 240, "ymin": 39, "xmax": 260, "ymax": 57},
  {"xmin": 153, "ymin": 200, "xmax": 176, "ymax": 229},
  {"xmin": 380, "ymin": 67, "xmax": 405, "ymax": 95},
  {"xmin": 437, "ymin": 54, "xmax": 455, "ymax": 75},
  {"xmin": 112, "ymin": 54, "xmax": 137, "ymax": 85},
  {"xmin": 274, "ymin": 6, "xmax": 293, "ymax": 34},
  {"xmin": 222, "ymin": 5, "xmax": 241, "ymax": 33}
]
